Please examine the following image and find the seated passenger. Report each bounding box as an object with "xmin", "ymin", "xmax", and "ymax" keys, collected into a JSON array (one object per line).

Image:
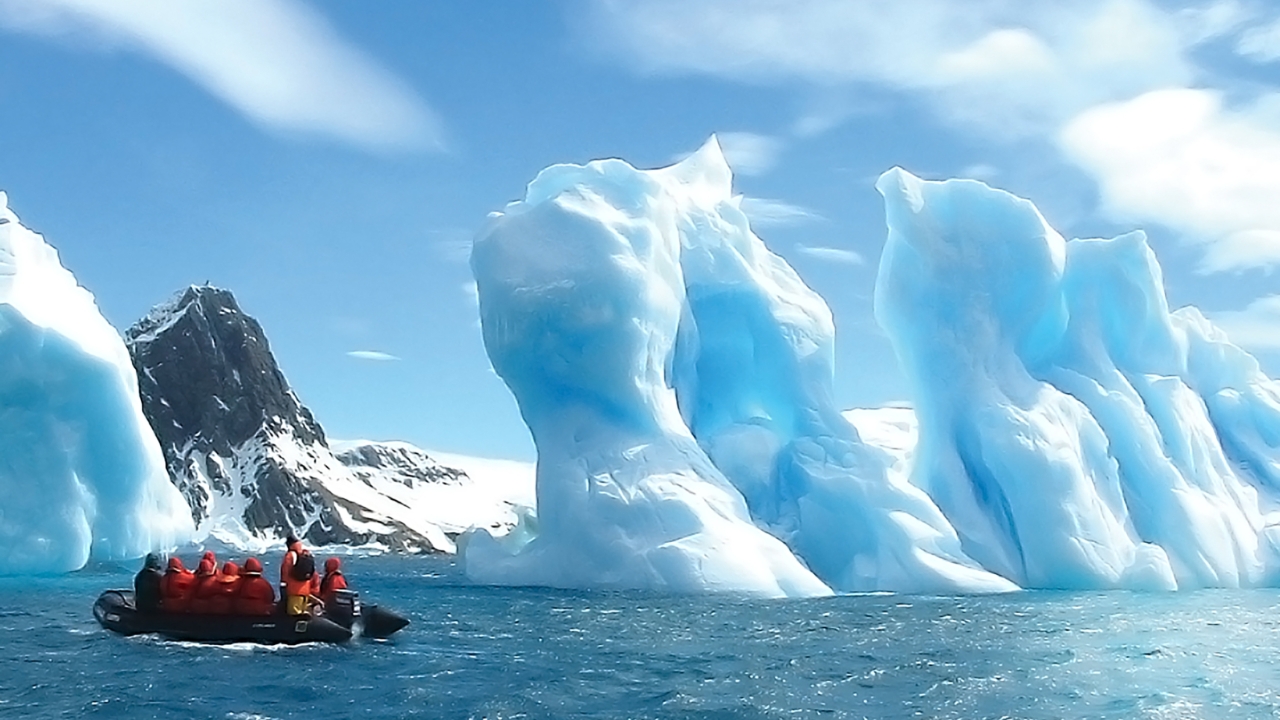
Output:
[
  {"xmin": 234, "ymin": 557, "xmax": 277, "ymax": 616},
  {"xmin": 207, "ymin": 562, "xmax": 242, "ymax": 614},
  {"xmin": 160, "ymin": 557, "xmax": 196, "ymax": 612},
  {"xmin": 188, "ymin": 558, "xmax": 219, "ymax": 614},
  {"xmin": 319, "ymin": 557, "xmax": 348, "ymax": 607},
  {"xmin": 133, "ymin": 553, "xmax": 164, "ymax": 614}
]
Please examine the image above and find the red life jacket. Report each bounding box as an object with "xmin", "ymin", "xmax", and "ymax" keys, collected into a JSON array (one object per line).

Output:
[
  {"xmin": 235, "ymin": 573, "xmax": 277, "ymax": 616},
  {"xmin": 160, "ymin": 566, "xmax": 197, "ymax": 612},
  {"xmin": 283, "ymin": 550, "xmax": 316, "ymax": 597},
  {"xmin": 319, "ymin": 571, "xmax": 348, "ymax": 605},
  {"xmin": 189, "ymin": 572, "xmax": 221, "ymax": 614},
  {"xmin": 207, "ymin": 562, "xmax": 242, "ymax": 614}
]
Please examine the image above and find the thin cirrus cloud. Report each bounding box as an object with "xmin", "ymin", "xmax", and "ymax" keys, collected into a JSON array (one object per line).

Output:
[
  {"xmin": 1209, "ymin": 296, "xmax": 1280, "ymax": 352},
  {"xmin": 346, "ymin": 350, "xmax": 401, "ymax": 362},
  {"xmin": 669, "ymin": 132, "xmax": 783, "ymax": 176},
  {"xmin": 716, "ymin": 132, "xmax": 784, "ymax": 176},
  {"xmin": 739, "ymin": 197, "xmax": 822, "ymax": 228},
  {"xmin": 581, "ymin": 0, "xmax": 1192, "ymax": 136},
  {"xmin": 0, "ymin": 0, "xmax": 443, "ymax": 152},
  {"xmin": 1237, "ymin": 15, "xmax": 1280, "ymax": 62},
  {"xmin": 793, "ymin": 244, "xmax": 865, "ymax": 266}
]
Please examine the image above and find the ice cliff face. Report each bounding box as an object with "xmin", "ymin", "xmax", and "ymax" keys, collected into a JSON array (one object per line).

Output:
[
  {"xmin": 126, "ymin": 286, "xmax": 500, "ymax": 553},
  {"xmin": 467, "ymin": 144, "xmax": 1280, "ymax": 595},
  {"xmin": 0, "ymin": 193, "xmax": 193, "ymax": 574},
  {"xmin": 466, "ymin": 141, "xmax": 831, "ymax": 597},
  {"xmin": 666, "ymin": 145, "xmax": 1012, "ymax": 593},
  {"xmin": 875, "ymin": 168, "xmax": 1280, "ymax": 590}
]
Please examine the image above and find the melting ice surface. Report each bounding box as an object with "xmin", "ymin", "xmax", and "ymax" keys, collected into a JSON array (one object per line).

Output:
[
  {"xmin": 467, "ymin": 141, "xmax": 1280, "ymax": 594},
  {"xmin": 875, "ymin": 168, "xmax": 1280, "ymax": 590},
  {"xmin": 466, "ymin": 141, "xmax": 829, "ymax": 597},
  {"xmin": 0, "ymin": 193, "xmax": 192, "ymax": 574}
]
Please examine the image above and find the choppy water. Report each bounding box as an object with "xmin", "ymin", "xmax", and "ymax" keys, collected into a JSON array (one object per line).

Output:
[{"xmin": 2, "ymin": 554, "xmax": 1279, "ymax": 719}]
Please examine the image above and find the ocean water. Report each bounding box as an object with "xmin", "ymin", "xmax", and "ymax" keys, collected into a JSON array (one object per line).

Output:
[{"xmin": 2, "ymin": 553, "xmax": 1279, "ymax": 720}]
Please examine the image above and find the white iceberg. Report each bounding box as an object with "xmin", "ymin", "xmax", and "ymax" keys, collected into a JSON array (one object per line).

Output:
[
  {"xmin": 874, "ymin": 168, "xmax": 1280, "ymax": 589},
  {"xmin": 669, "ymin": 144, "xmax": 1012, "ymax": 593},
  {"xmin": 0, "ymin": 193, "xmax": 193, "ymax": 574},
  {"xmin": 464, "ymin": 141, "xmax": 831, "ymax": 597}
]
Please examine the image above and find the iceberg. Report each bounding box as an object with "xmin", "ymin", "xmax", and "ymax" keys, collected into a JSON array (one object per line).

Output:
[
  {"xmin": 465, "ymin": 141, "xmax": 1280, "ymax": 595},
  {"xmin": 668, "ymin": 144, "xmax": 1013, "ymax": 593},
  {"xmin": 464, "ymin": 142, "xmax": 830, "ymax": 597},
  {"xmin": 464, "ymin": 140, "xmax": 1013, "ymax": 595},
  {"xmin": 0, "ymin": 193, "xmax": 193, "ymax": 574},
  {"xmin": 875, "ymin": 168, "xmax": 1280, "ymax": 589}
]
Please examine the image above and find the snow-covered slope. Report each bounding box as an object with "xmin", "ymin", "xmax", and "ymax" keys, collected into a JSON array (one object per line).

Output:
[
  {"xmin": 875, "ymin": 168, "xmax": 1280, "ymax": 590},
  {"xmin": 333, "ymin": 440, "xmax": 532, "ymax": 552},
  {"xmin": 465, "ymin": 139, "xmax": 832, "ymax": 598},
  {"xmin": 0, "ymin": 193, "xmax": 192, "ymax": 573},
  {"xmin": 127, "ymin": 286, "xmax": 523, "ymax": 553}
]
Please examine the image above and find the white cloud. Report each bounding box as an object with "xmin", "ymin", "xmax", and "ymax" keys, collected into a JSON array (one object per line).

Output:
[
  {"xmin": 1060, "ymin": 88, "xmax": 1280, "ymax": 273},
  {"xmin": 0, "ymin": 0, "xmax": 442, "ymax": 152},
  {"xmin": 1209, "ymin": 296, "xmax": 1280, "ymax": 351},
  {"xmin": 346, "ymin": 350, "xmax": 401, "ymax": 361},
  {"xmin": 1237, "ymin": 16, "xmax": 1280, "ymax": 62},
  {"xmin": 793, "ymin": 245, "xmax": 865, "ymax": 265},
  {"xmin": 716, "ymin": 132, "xmax": 783, "ymax": 176},
  {"xmin": 739, "ymin": 197, "xmax": 822, "ymax": 228},
  {"xmin": 960, "ymin": 163, "xmax": 999, "ymax": 181},
  {"xmin": 429, "ymin": 229, "xmax": 473, "ymax": 263},
  {"xmin": 462, "ymin": 281, "xmax": 479, "ymax": 307},
  {"xmin": 583, "ymin": 0, "xmax": 1192, "ymax": 136},
  {"xmin": 581, "ymin": 0, "xmax": 1280, "ymax": 274},
  {"xmin": 1174, "ymin": 0, "xmax": 1251, "ymax": 44}
]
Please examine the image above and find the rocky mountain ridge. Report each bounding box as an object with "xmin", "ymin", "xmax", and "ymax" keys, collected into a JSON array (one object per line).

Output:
[{"xmin": 125, "ymin": 285, "xmax": 515, "ymax": 552}]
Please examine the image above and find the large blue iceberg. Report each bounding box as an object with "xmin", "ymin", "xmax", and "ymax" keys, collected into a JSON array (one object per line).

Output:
[
  {"xmin": 466, "ymin": 140, "xmax": 1280, "ymax": 594},
  {"xmin": 876, "ymin": 168, "xmax": 1280, "ymax": 590},
  {"xmin": 465, "ymin": 142, "xmax": 830, "ymax": 597},
  {"xmin": 0, "ymin": 194, "xmax": 193, "ymax": 574}
]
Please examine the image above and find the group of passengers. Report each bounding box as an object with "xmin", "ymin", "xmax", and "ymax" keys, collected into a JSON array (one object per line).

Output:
[{"xmin": 133, "ymin": 535, "xmax": 348, "ymax": 617}]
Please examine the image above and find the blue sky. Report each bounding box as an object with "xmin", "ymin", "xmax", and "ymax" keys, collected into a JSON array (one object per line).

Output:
[{"xmin": 0, "ymin": 0, "xmax": 1277, "ymax": 461}]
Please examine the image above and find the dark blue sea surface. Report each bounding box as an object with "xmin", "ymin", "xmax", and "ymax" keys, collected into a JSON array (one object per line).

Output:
[{"xmin": 2, "ymin": 553, "xmax": 1279, "ymax": 719}]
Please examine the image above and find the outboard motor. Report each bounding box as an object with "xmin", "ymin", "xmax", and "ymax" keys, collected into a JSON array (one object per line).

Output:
[{"xmin": 326, "ymin": 589, "xmax": 361, "ymax": 630}]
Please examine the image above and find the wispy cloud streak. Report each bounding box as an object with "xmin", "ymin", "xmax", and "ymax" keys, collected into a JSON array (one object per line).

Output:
[
  {"xmin": 794, "ymin": 244, "xmax": 864, "ymax": 265},
  {"xmin": 0, "ymin": 0, "xmax": 443, "ymax": 152},
  {"xmin": 347, "ymin": 350, "xmax": 401, "ymax": 361}
]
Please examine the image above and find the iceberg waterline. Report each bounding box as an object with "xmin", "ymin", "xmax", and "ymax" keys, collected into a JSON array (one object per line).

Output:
[{"xmin": 465, "ymin": 140, "xmax": 1280, "ymax": 595}]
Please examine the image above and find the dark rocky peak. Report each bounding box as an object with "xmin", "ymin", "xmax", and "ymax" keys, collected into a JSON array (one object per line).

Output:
[{"xmin": 125, "ymin": 284, "xmax": 324, "ymax": 457}]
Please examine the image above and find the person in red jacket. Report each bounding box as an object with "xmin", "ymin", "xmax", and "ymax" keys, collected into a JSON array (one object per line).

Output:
[
  {"xmin": 188, "ymin": 558, "xmax": 219, "ymax": 614},
  {"xmin": 319, "ymin": 557, "xmax": 348, "ymax": 607},
  {"xmin": 207, "ymin": 562, "xmax": 242, "ymax": 614},
  {"xmin": 234, "ymin": 557, "xmax": 276, "ymax": 616},
  {"xmin": 201, "ymin": 550, "xmax": 218, "ymax": 575},
  {"xmin": 160, "ymin": 557, "xmax": 197, "ymax": 612}
]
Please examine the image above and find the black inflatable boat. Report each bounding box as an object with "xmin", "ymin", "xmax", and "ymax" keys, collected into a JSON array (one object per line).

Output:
[{"xmin": 93, "ymin": 589, "xmax": 409, "ymax": 644}]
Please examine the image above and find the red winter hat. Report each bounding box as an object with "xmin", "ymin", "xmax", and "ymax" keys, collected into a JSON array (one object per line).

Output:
[
  {"xmin": 243, "ymin": 557, "xmax": 263, "ymax": 573},
  {"xmin": 202, "ymin": 550, "xmax": 216, "ymax": 564},
  {"xmin": 222, "ymin": 561, "xmax": 240, "ymax": 576},
  {"xmin": 324, "ymin": 557, "xmax": 341, "ymax": 573},
  {"xmin": 197, "ymin": 558, "xmax": 214, "ymax": 575},
  {"xmin": 167, "ymin": 557, "xmax": 186, "ymax": 572}
]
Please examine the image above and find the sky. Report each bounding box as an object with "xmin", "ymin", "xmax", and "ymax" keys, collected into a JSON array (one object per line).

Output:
[{"xmin": 0, "ymin": 0, "xmax": 1277, "ymax": 462}]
